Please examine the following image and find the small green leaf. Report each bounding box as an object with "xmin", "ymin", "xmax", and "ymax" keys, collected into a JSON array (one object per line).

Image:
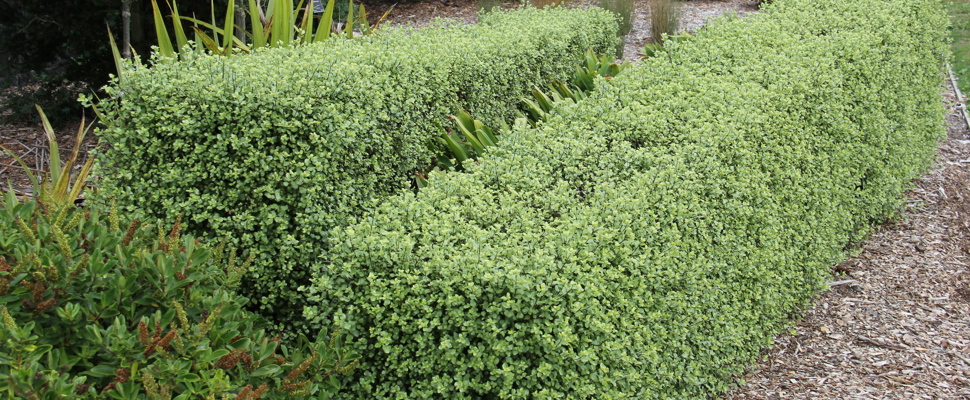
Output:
[
  {"xmin": 249, "ymin": 365, "xmax": 281, "ymax": 377},
  {"xmin": 203, "ymin": 349, "xmax": 231, "ymax": 363},
  {"xmin": 87, "ymin": 365, "xmax": 117, "ymax": 378},
  {"xmin": 257, "ymin": 340, "xmax": 279, "ymax": 362}
]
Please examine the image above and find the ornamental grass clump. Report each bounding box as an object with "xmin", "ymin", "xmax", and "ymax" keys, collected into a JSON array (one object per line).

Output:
[
  {"xmin": 648, "ymin": 0, "xmax": 680, "ymax": 44},
  {"xmin": 303, "ymin": 0, "xmax": 949, "ymax": 397},
  {"xmin": 599, "ymin": 0, "xmax": 636, "ymax": 56}
]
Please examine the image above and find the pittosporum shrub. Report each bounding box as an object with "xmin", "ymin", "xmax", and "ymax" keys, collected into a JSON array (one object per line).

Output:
[
  {"xmin": 0, "ymin": 193, "xmax": 360, "ymax": 398},
  {"xmin": 91, "ymin": 6, "xmax": 619, "ymax": 333},
  {"xmin": 302, "ymin": 0, "xmax": 949, "ymax": 397}
]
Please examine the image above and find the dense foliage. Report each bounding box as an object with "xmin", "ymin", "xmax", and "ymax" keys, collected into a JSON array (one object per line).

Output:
[
  {"xmin": 93, "ymin": 6, "xmax": 619, "ymax": 333},
  {"xmin": 301, "ymin": 0, "xmax": 950, "ymax": 397},
  {"xmin": 0, "ymin": 193, "xmax": 359, "ymax": 398}
]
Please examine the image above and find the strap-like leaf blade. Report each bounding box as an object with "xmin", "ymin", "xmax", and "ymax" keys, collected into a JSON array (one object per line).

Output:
[
  {"xmin": 249, "ymin": 0, "xmax": 267, "ymax": 47},
  {"xmin": 314, "ymin": 0, "xmax": 336, "ymax": 42},
  {"xmin": 150, "ymin": 0, "xmax": 176, "ymax": 58}
]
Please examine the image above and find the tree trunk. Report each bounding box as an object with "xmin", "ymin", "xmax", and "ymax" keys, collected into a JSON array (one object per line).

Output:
[
  {"xmin": 235, "ymin": 0, "xmax": 247, "ymax": 44},
  {"xmin": 122, "ymin": 0, "xmax": 133, "ymax": 59}
]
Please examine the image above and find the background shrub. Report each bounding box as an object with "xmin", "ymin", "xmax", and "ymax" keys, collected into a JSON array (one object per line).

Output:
[
  {"xmin": 598, "ymin": 0, "xmax": 636, "ymax": 56},
  {"xmin": 0, "ymin": 0, "xmax": 231, "ymax": 125},
  {"xmin": 0, "ymin": 81, "xmax": 88, "ymax": 127},
  {"xmin": 93, "ymin": 6, "xmax": 619, "ymax": 333},
  {"xmin": 302, "ymin": 0, "xmax": 950, "ymax": 397}
]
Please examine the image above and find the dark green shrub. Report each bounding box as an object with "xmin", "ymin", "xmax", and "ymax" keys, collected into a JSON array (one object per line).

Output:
[
  {"xmin": 0, "ymin": 81, "xmax": 90, "ymax": 127},
  {"xmin": 0, "ymin": 0, "xmax": 229, "ymax": 81},
  {"xmin": 92, "ymin": 6, "xmax": 619, "ymax": 332},
  {"xmin": 0, "ymin": 193, "xmax": 359, "ymax": 398},
  {"xmin": 0, "ymin": 0, "xmax": 231, "ymax": 124},
  {"xmin": 303, "ymin": 0, "xmax": 949, "ymax": 397}
]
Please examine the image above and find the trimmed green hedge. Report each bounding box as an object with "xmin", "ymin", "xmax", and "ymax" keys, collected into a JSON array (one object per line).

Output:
[
  {"xmin": 303, "ymin": 0, "xmax": 949, "ymax": 397},
  {"xmin": 93, "ymin": 7, "xmax": 619, "ymax": 327}
]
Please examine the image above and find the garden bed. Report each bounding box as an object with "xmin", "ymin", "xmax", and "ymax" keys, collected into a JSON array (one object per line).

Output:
[{"xmin": 2, "ymin": 0, "xmax": 967, "ymax": 397}]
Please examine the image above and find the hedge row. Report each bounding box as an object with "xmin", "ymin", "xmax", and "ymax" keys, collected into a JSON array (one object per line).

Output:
[
  {"xmin": 302, "ymin": 0, "xmax": 949, "ymax": 397},
  {"xmin": 93, "ymin": 6, "xmax": 619, "ymax": 327}
]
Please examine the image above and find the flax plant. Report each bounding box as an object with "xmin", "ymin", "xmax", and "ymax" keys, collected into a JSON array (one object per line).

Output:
[
  {"xmin": 147, "ymin": 0, "xmax": 392, "ymax": 58},
  {"xmin": 0, "ymin": 105, "xmax": 95, "ymax": 207}
]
